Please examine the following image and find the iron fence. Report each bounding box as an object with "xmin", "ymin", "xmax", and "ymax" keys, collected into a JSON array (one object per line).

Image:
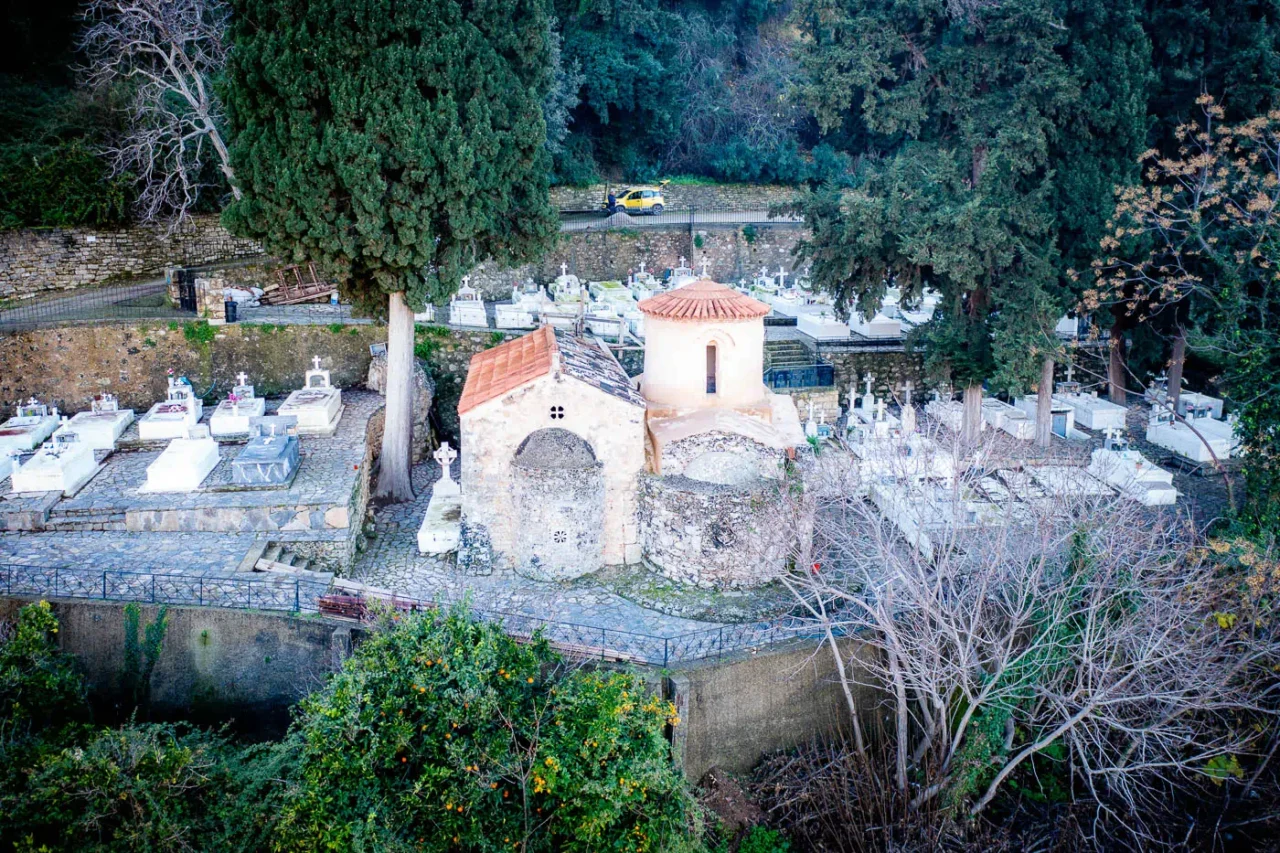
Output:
[
  {"xmin": 764, "ymin": 363, "xmax": 836, "ymax": 390},
  {"xmin": 0, "ymin": 279, "xmax": 194, "ymax": 332},
  {"xmin": 1, "ymin": 563, "xmax": 822, "ymax": 667},
  {"xmin": 1, "ymin": 564, "xmax": 328, "ymax": 612}
]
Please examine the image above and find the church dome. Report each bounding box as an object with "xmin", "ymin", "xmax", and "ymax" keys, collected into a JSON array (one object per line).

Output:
[{"xmin": 638, "ymin": 280, "xmax": 770, "ymax": 322}]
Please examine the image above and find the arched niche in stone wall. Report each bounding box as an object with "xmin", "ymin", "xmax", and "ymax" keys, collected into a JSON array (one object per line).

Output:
[
  {"xmin": 683, "ymin": 450, "xmax": 761, "ymax": 487},
  {"xmin": 511, "ymin": 427, "xmax": 604, "ymax": 580}
]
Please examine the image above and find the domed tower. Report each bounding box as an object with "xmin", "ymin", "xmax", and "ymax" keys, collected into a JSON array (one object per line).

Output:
[
  {"xmin": 634, "ymin": 279, "xmax": 808, "ymax": 589},
  {"xmin": 637, "ymin": 279, "xmax": 772, "ymax": 414}
]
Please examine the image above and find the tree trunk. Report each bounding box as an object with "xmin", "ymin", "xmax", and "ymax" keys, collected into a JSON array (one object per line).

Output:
[
  {"xmin": 1108, "ymin": 321, "xmax": 1127, "ymax": 404},
  {"xmin": 374, "ymin": 291, "xmax": 416, "ymax": 502},
  {"xmin": 1035, "ymin": 357, "xmax": 1055, "ymax": 448},
  {"xmin": 962, "ymin": 383, "xmax": 983, "ymax": 444},
  {"xmin": 1167, "ymin": 326, "xmax": 1187, "ymax": 415}
]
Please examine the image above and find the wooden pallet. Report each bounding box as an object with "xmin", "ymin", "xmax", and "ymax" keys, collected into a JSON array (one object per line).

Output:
[{"xmin": 262, "ymin": 263, "xmax": 333, "ymax": 305}]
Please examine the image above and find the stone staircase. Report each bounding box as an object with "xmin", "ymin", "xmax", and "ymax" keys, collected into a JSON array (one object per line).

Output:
[{"xmin": 764, "ymin": 339, "xmax": 814, "ymax": 371}]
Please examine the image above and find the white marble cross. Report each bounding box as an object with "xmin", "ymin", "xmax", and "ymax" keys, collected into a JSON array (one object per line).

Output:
[
  {"xmin": 700, "ymin": 258, "xmax": 710, "ymax": 278},
  {"xmin": 864, "ymin": 374, "xmax": 874, "ymax": 396},
  {"xmin": 875, "ymin": 399, "xmax": 885, "ymax": 421},
  {"xmin": 433, "ymin": 441, "xmax": 460, "ymax": 497},
  {"xmin": 461, "ymin": 275, "xmax": 472, "ymax": 289},
  {"xmin": 1065, "ymin": 363, "xmax": 1074, "ymax": 384},
  {"xmin": 560, "ymin": 262, "xmax": 568, "ymax": 277},
  {"xmin": 679, "ymin": 255, "xmax": 686, "ymax": 268},
  {"xmin": 903, "ymin": 380, "xmax": 913, "ymax": 405},
  {"xmin": 776, "ymin": 267, "xmax": 788, "ymax": 289},
  {"xmin": 236, "ymin": 371, "xmax": 249, "ymax": 387},
  {"xmin": 638, "ymin": 261, "xmax": 646, "ymax": 274},
  {"xmin": 312, "ymin": 356, "xmax": 323, "ymax": 371},
  {"xmin": 760, "ymin": 265, "xmax": 768, "ymax": 279}
]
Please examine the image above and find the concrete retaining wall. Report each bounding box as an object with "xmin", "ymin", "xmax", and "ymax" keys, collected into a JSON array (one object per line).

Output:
[
  {"xmin": 669, "ymin": 639, "xmax": 877, "ymax": 780},
  {"xmin": 0, "ymin": 597, "xmax": 870, "ymax": 776},
  {"xmin": 0, "ymin": 598, "xmax": 350, "ymax": 730}
]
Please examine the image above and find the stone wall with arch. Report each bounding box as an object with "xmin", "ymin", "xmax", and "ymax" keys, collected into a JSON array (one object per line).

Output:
[{"xmin": 510, "ymin": 428, "xmax": 606, "ymax": 580}]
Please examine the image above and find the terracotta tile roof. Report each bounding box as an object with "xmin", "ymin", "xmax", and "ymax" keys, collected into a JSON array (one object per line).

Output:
[
  {"xmin": 637, "ymin": 279, "xmax": 771, "ymax": 321},
  {"xmin": 458, "ymin": 325, "xmax": 554, "ymax": 415},
  {"xmin": 458, "ymin": 326, "xmax": 644, "ymax": 415}
]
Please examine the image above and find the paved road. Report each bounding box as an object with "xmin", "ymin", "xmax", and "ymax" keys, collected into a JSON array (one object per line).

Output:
[{"xmin": 559, "ymin": 209, "xmax": 804, "ymax": 232}]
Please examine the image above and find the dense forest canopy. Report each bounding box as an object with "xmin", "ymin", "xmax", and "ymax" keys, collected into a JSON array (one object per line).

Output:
[{"xmin": 4, "ymin": 0, "xmax": 1279, "ymax": 224}]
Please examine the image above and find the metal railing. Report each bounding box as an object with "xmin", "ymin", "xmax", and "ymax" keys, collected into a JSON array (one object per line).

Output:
[
  {"xmin": 1, "ymin": 563, "xmax": 822, "ymax": 667},
  {"xmin": 1, "ymin": 564, "xmax": 328, "ymax": 613},
  {"xmin": 764, "ymin": 362, "xmax": 836, "ymax": 390},
  {"xmin": 0, "ymin": 279, "xmax": 195, "ymax": 332}
]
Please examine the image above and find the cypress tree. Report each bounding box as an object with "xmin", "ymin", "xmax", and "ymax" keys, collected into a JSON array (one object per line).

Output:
[
  {"xmin": 791, "ymin": 0, "xmax": 1076, "ymax": 440},
  {"xmin": 222, "ymin": 0, "xmax": 558, "ymax": 500}
]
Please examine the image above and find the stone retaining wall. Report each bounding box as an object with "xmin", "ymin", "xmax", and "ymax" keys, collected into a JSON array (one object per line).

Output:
[
  {"xmin": 549, "ymin": 183, "xmax": 798, "ymax": 212},
  {"xmin": 0, "ymin": 215, "xmax": 263, "ymax": 301},
  {"xmin": 0, "ymin": 322, "xmax": 385, "ymax": 414}
]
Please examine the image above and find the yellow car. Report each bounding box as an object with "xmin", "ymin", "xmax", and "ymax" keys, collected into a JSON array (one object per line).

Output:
[{"xmin": 605, "ymin": 180, "xmax": 668, "ymax": 215}]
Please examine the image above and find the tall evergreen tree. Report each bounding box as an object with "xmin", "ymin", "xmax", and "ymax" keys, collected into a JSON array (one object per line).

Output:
[
  {"xmin": 222, "ymin": 0, "xmax": 558, "ymax": 501},
  {"xmin": 791, "ymin": 0, "xmax": 1076, "ymax": 440},
  {"xmin": 1049, "ymin": 0, "xmax": 1152, "ymax": 404}
]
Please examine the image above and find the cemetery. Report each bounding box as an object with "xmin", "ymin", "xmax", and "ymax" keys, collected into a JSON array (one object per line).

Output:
[{"xmin": 0, "ymin": 260, "xmax": 1235, "ymax": 641}]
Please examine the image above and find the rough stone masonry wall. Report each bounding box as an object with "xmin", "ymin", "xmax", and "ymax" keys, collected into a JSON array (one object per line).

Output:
[
  {"xmin": 511, "ymin": 460, "xmax": 606, "ymax": 580},
  {"xmin": 637, "ymin": 474, "xmax": 791, "ymax": 589},
  {"xmin": 0, "ymin": 215, "xmax": 263, "ymax": 301},
  {"xmin": 465, "ymin": 225, "xmax": 806, "ymax": 299},
  {"xmin": 548, "ymin": 183, "xmax": 798, "ymax": 212},
  {"xmin": 0, "ymin": 322, "xmax": 385, "ymax": 414}
]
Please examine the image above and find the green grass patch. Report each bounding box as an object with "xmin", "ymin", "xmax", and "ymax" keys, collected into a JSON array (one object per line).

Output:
[{"xmin": 182, "ymin": 321, "xmax": 217, "ymax": 345}]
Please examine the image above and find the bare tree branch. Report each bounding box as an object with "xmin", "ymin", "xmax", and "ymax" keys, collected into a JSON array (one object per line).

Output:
[{"xmin": 79, "ymin": 0, "xmax": 240, "ymax": 229}]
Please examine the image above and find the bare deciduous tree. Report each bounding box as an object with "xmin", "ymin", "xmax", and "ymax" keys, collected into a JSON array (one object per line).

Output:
[
  {"xmin": 780, "ymin": 432, "xmax": 1274, "ymax": 842},
  {"xmin": 80, "ymin": 0, "xmax": 240, "ymax": 227}
]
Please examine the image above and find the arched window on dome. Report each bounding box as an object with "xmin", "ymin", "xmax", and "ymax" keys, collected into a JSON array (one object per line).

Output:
[{"xmin": 706, "ymin": 343, "xmax": 718, "ymax": 394}]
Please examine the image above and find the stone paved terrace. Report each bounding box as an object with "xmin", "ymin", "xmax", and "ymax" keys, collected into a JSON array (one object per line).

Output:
[
  {"xmin": 52, "ymin": 389, "xmax": 376, "ymax": 517},
  {"xmin": 351, "ymin": 462, "xmax": 733, "ymax": 639}
]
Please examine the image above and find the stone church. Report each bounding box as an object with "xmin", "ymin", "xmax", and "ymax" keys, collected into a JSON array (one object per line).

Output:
[{"xmin": 457, "ymin": 279, "xmax": 806, "ymax": 588}]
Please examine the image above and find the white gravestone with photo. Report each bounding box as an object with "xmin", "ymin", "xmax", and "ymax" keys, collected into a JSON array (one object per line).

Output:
[
  {"xmin": 418, "ymin": 441, "xmax": 462, "ymax": 554},
  {"xmin": 138, "ymin": 377, "xmax": 203, "ymax": 441},
  {"xmin": 11, "ymin": 428, "xmax": 100, "ymax": 495},
  {"xmin": 278, "ymin": 357, "xmax": 343, "ymax": 435},
  {"xmin": 56, "ymin": 393, "xmax": 134, "ymax": 450},
  {"xmin": 210, "ymin": 372, "xmax": 266, "ymax": 437},
  {"xmin": 143, "ymin": 423, "xmax": 221, "ymax": 492},
  {"xmin": 0, "ymin": 398, "xmax": 61, "ymax": 453}
]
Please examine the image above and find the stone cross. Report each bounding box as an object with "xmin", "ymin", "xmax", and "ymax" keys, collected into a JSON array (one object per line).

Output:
[
  {"xmin": 433, "ymin": 441, "xmax": 461, "ymax": 497},
  {"xmin": 26, "ymin": 396, "xmax": 37, "ymax": 407},
  {"xmin": 760, "ymin": 265, "xmax": 768, "ymax": 279},
  {"xmin": 560, "ymin": 262, "xmax": 568, "ymax": 277},
  {"xmin": 700, "ymin": 258, "xmax": 710, "ymax": 278},
  {"xmin": 679, "ymin": 255, "xmax": 686, "ymax": 268},
  {"xmin": 864, "ymin": 374, "xmax": 874, "ymax": 396},
  {"xmin": 462, "ymin": 275, "xmax": 471, "ymax": 290},
  {"xmin": 776, "ymin": 267, "xmax": 788, "ymax": 289},
  {"xmin": 1065, "ymin": 363, "xmax": 1074, "ymax": 384},
  {"xmin": 312, "ymin": 356, "xmax": 323, "ymax": 372},
  {"xmin": 875, "ymin": 399, "xmax": 885, "ymax": 422},
  {"xmin": 237, "ymin": 371, "xmax": 248, "ymax": 387},
  {"xmin": 903, "ymin": 380, "xmax": 913, "ymax": 406},
  {"xmin": 638, "ymin": 261, "xmax": 646, "ymax": 275}
]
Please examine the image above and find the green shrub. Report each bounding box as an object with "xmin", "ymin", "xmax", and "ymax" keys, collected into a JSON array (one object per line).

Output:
[
  {"xmin": 0, "ymin": 601, "xmax": 86, "ymax": 743},
  {"xmin": 7, "ymin": 723, "xmax": 292, "ymax": 853},
  {"xmin": 0, "ymin": 140, "xmax": 131, "ymax": 229},
  {"xmin": 738, "ymin": 826, "xmax": 791, "ymax": 853},
  {"xmin": 182, "ymin": 321, "xmax": 217, "ymax": 345},
  {"xmin": 275, "ymin": 607, "xmax": 704, "ymax": 852}
]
